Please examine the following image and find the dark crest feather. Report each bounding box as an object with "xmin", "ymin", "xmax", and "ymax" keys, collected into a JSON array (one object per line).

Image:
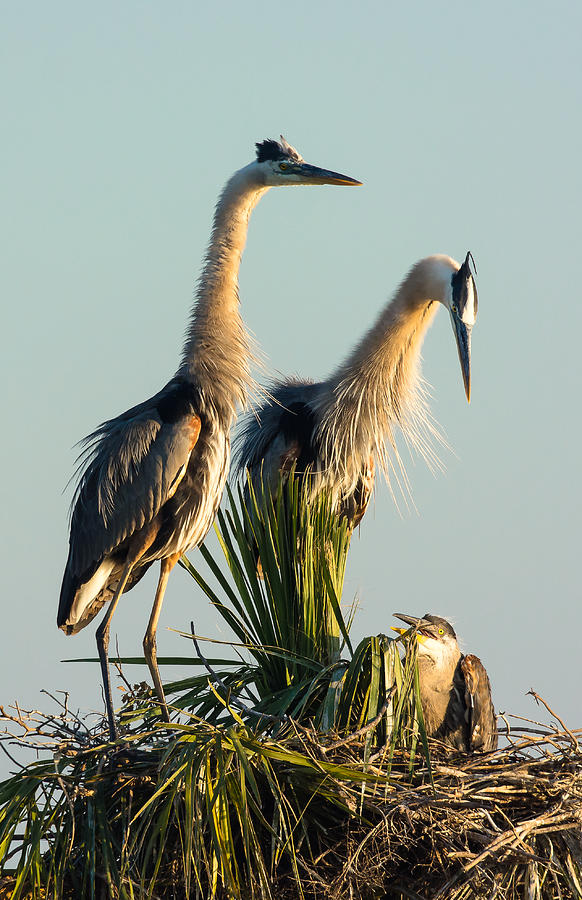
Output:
[{"xmin": 255, "ymin": 137, "xmax": 301, "ymax": 163}]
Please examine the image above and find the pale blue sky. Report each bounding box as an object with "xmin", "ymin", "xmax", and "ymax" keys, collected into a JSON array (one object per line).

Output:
[{"xmin": 2, "ymin": 2, "xmax": 581, "ymax": 772}]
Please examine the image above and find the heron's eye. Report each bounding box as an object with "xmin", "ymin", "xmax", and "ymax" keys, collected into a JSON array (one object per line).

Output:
[
  {"xmin": 279, "ymin": 162, "xmax": 288, "ymax": 171},
  {"xmin": 438, "ymin": 628, "xmax": 444, "ymax": 635}
]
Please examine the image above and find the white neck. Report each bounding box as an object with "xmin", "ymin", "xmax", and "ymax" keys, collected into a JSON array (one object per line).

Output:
[
  {"xmin": 177, "ymin": 164, "xmax": 270, "ymax": 423},
  {"xmin": 417, "ymin": 641, "xmax": 462, "ymax": 733},
  {"xmin": 418, "ymin": 640, "xmax": 462, "ymax": 679},
  {"xmin": 315, "ymin": 255, "xmax": 459, "ymax": 494}
]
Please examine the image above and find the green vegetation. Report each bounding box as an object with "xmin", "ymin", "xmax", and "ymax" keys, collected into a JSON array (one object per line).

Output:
[{"xmin": 1, "ymin": 483, "xmax": 581, "ymax": 898}]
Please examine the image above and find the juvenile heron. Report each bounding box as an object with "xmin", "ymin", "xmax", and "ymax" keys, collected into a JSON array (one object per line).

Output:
[
  {"xmin": 58, "ymin": 136, "xmax": 361, "ymax": 740},
  {"xmin": 392, "ymin": 613, "xmax": 497, "ymax": 752},
  {"xmin": 236, "ymin": 253, "xmax": 477, "ymax": 528}
]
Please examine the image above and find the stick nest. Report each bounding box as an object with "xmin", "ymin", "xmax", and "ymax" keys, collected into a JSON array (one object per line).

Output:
[
  {"xmin": 283, "ymin": 721, "xmax": 582, "ymax": 899},
  {"xmin": 1, "ymin": 699, "xmax": 581, "ymax": 900}
]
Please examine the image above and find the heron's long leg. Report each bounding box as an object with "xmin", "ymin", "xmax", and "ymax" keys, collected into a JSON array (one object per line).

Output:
[
  {"xmin": 143, "ymin": 552, "xmax": 181, "ymax": 723},
  {"xmin": 96, "ymin": 559, "xmax": 135, "ymax": 741},
  {"xmin": 96, "ymin": 525, "xmax": 159, "ymax": 741}
]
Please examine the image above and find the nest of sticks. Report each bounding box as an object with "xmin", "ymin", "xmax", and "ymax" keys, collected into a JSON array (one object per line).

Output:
[
  {"xmin": 279, "ymin": 713, "xmax": 582, "ymax": 899},
  {"xmin": 1, "ymin": 697, "xmax": 581, "ymax": 899}
]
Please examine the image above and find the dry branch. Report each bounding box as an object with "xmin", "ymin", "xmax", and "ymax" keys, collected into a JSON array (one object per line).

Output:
[{"xmin": 1, "ymin": 704, "xmax": 581, "ymax": 900}]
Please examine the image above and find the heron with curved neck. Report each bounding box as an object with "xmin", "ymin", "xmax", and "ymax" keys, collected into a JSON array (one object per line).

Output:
[
  {"xmin": 58, "ymin": 136, "xmax": 361, "ymax": 740},
  {"xmin": 236, "ymin": 253, "xmax": 477, "ymax": 527}
]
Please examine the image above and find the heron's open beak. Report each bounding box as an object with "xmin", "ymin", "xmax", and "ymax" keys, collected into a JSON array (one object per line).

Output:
[
  {"xmin": 450, "ymin": 312, "xmax": 472, "ymax": 403},
  {"xmin": 392, "ymin": 612, "xmax": 431, "ymax": 644},
  {"xmin": 292, "ymin": 162, "xmax": 362, "ymax": 186},
  {"xmin": 391, "ymin": 625, "xmax": 426, "ymax": 645}
]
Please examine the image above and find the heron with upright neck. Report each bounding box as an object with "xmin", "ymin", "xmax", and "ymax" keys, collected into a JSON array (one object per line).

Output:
[
  {"xmin": 236, "ymin": 253, "xmax": 477, "ymax": 527},
  {"xmin": 58, "ymin": 137, "xmax": 361, "ymax": 740},
  {"xmin": 392, "ymin": 612, "xmax": 497, "ymax": 752}
]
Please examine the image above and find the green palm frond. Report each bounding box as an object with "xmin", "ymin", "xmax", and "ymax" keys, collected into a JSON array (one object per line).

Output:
[
  {"xmin": 162, "ymin": 478, "xmax": 428, "ymax": 764},
  {"xmin": 0, "ymin": 713, "xmax": 399, "ymax": 900},
  {"xmin": 3, "ymin": 703, "xmax": 582, "ymax": 900},
  {"xmin": 168, "ymin": 479, "xmax": 356, "ymax": 725},
  {"xmin": 3, "ymin": 476, "xmax": 582, "ymax": 898}
]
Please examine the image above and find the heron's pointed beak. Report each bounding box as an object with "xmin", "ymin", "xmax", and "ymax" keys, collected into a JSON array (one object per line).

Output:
[
  {"xmin": 292, "ymin": 162, "xmax": 362, "ymax": 186},
  {"xmin": 391, "ymin": 626, "xmax": 426, "ymax": 645},
  {"xmin": 450, "ymin": 312, "xmax": 472, "ymax": 403},
  {"xmin": 394, "ymin": 613, "xmax": 425, "ymax": 628},
  {"xmin": 392, "ymin": 613, "xmax": 429, "ymax": 644},
  {"xmin": 449, "ymin": 253, "xmax": 477, "ymax": 403}
]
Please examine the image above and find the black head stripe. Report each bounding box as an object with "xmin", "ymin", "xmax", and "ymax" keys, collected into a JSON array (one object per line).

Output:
[
  {"xmin": 255, "ymin": 137, "xmax": 302, "ymax": 163},
  {"xmin": 424, "ymin": 614, "xmax": 457, "ymax": 639},
  {"xmin": 451, "ymin": 255, "xmax": 478, "ymax": 319},
  {"xmin": 453, "ymin": 251, "xmax": 474, "ymax": 285},
  {"xmin": 255, "ymin": 139, "xmax": 288, "ymax": 162}
]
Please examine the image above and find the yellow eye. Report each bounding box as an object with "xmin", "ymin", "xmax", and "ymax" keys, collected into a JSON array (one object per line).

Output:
[
  {"xmin": 279, "ymin": 162, "xmax": 287, "ymax": 171},
  {"xmin": 438, "ymin": 628, "xmax": 444, "ymax": 635}
]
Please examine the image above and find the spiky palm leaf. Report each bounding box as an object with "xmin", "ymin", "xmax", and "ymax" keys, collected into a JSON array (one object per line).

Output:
[
  {"xmin": 0, "ymin": 711, "xmax": 402, "ymax": 900},
  {"xmin": 2, "ymin": 481, "xmax": 582, "ymax": 898},
  {"xmin": 159, "ymin": 479, "xmax": 426, "ymax": 758}
]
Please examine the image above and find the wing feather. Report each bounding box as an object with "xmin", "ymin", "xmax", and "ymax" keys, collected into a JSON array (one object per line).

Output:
[
  {"xmin": 236, "ymin": 379, "xmax": 374, "ymax": 527},
  {"xmin": 460, "ymin": 654, "xmax": 498, "ymax": 752},
  {"xmin": 67, "ymin": 384, "xmax": 201, "ymax": 581},
  {"xmin": 234, "ymin": 379, "xmax": 320, "ymax": 477}
]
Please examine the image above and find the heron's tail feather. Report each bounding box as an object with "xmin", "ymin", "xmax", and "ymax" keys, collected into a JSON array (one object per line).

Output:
[{"xmin": 58, "ymin": 560, "xmax": 153, "ymax": 635}]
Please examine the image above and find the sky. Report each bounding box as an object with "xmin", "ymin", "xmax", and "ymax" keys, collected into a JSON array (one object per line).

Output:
[{"xmin": 1, "ymin": 1, "xmax": 581, "ymax": 776}]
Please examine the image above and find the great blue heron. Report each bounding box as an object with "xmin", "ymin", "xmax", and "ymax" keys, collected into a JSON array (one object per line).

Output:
[
  {"xmin": 58, "ymin": 137, "xmax": 361, "ymax": 740},
  {"xmin": 236, "ymin": 254, "xmax": 477, "ymax": 529},
  {"xmin": 392, "ymin": 613, "xmax": 497, "ymax": 752}
]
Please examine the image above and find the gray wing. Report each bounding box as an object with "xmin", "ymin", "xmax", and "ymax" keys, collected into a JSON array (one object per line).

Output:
[
  {"xmin": 460, "ymin": 654, "xmax": 498, "ymax": 752},
  {"xmin": 68, "ymin": 388, "xmax": 201, "ymax": 581},
  {"xmin": 234, "ymin": 379, "xmax": 321, "ymax": 487},
  {"xmin": 235, "ymin": 379, "xmax": 374, "ymax": 529}
]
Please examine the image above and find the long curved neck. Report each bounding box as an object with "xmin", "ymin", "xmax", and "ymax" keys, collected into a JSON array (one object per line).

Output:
[
  {"xmin": 315, "ymin": 255, "xmax": 457, "ymax": 488},
  {"xmin": 177, "ymin": 164, "xmax": 269, "ymax": 422}
]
